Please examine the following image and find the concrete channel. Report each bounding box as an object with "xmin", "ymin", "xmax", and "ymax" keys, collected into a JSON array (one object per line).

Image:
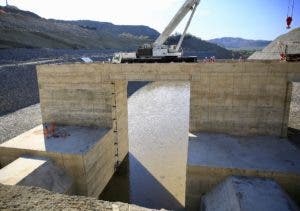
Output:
[{"xmin": 0, "ymin": 61, "xmax": 300, "ymax": 210}]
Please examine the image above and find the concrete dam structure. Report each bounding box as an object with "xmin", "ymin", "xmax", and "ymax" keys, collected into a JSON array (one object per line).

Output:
[{"xmin": 1, "ymin": 61, "xmax": 300, "ymax": 210}]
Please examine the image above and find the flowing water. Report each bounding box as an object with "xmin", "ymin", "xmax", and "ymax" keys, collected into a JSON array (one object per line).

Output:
[{"xmin": 100, "ymin": 81, "xmax": 190, "ymax": 211}]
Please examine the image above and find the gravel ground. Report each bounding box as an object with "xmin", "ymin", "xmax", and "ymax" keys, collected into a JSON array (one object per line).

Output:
[
  {"xmin": 0, "ymin": 65, "xmax": 39, "ymax": 115},
  {"xmin": 0, "ymin": 50, "xmax": 113, "ymax": 115},
  {"xmin": 0, "ymin": 104, "xmax": 41, "ymax": 144},
  {"xmin": 0, "ymin": 49, "xmax": 114, "ymax": 65},
  {"xmin": 0, "ymin": 184, "xmax": 162, "ymax": 211}
]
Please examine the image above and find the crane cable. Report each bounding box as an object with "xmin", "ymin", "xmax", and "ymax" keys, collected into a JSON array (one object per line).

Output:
[{"xmin": 287, "ymin": 0, "xmax": 295, "ymax": 17}]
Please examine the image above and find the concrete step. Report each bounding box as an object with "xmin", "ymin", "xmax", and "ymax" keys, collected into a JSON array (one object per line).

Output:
[{"xmin": 0, "ymin": 156, "xmax": 73, "ymax": 194}]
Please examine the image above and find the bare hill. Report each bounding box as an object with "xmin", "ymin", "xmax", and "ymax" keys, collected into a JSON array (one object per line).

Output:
[
  {"xmin": 209, "ymin": 37, "xmax": 271, "ymax": 50},
  {"xmin": 0, "ymin": 6, "xmax": 153, "ymax": 50},
  {"xmin": 0, "ymin": 6, "xmax": 238, "ymax": 59}
]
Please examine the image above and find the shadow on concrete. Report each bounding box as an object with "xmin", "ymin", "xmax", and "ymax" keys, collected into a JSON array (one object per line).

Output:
[
  {"xmin": 127, "ymin": 81, "xmax": 151, "ymax": 97},
  {"xmin": 288, "ymin": 127, "xmax": 300, "ymax": 149},
  {"xmin": 99, "ymin": 153, "xmax": 184, "ymax": 211}
]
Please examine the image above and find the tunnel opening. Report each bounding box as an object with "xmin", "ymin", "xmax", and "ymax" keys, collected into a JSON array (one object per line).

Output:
[{"xmin": 100, "ymin": 81, "xmax": 190, "ymax": 211}]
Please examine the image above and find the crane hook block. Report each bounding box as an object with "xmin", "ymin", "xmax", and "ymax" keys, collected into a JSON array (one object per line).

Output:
[{"xmin": 286, "ymin": 16, "xmax": 293, "ymax": 29}]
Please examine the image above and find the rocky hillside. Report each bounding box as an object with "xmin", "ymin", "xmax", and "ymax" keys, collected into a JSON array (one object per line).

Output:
[
  {"xmin": 0, "ymin": 6, "xmax": 153, "ymax": 50},
  {"xmin": 209, "ymin": 37, "xmax": 271, "ymax": 50},
  {"xmin": 56, "ymin": 20, "xmax": 160, "ymax": 40},
  {"xmin": 0, "ymin": 6, "xmax": 238, "ymax": 59}
]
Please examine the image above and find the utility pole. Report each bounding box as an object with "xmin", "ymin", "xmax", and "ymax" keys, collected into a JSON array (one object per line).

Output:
[{"xmin": 6, "ymin": 0, "xmax": 8, "ymax": 6}]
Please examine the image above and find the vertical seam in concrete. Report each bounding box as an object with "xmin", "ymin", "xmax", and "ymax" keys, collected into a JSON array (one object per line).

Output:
[
  {"xmin": 81, "ymin": 155, "xmax": 87, "ymax": 187},
  {"xmin": 60, "ymin": 153, "xmax": 65, "ymax": 170},
  {"xmin": 281, "ymin": 80, "xmax": 292, "ymax": 137},
  {"xmin": 112, "ymin": 82, "xmax": 119, "ymax": 170}
]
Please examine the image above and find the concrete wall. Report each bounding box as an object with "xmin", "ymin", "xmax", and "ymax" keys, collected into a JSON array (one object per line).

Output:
[
  {"xmin": 83, "ymin": 129, "xmax": 116, "ymax": 197},
  {"xmin": 189, "ymin": 62, "xmax": 300, "ymax": 136},
  {"xmin": 38, "ymin": 62, "xmax": 300, "ymax": 137},
  {"xmin": 37, "ymin": 65, "xmax": 113, "ymax": 128}
]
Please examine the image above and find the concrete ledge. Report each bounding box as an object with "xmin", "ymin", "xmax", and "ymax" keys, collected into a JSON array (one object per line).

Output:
[
  {"xmin": 0, "ymin": 125, "xmax": 120, "ymax": 197},
  {"xmin": 0, "ymin": 125, "xmax": 109, "ymax": 154},
  {"xmin": 0, "ymin": 156, "xmax": 73, "ymax": 194},
  {"xmin": 201, "ymin": 176, "xmax": 299, "ymax": 211},
  {"xmin": 186, "ymin": 133, "xmax": 300, "ymax": 210}
]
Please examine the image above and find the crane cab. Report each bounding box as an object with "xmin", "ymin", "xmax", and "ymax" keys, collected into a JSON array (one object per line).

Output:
[
  {"xmin": 136, "ymin": 44, "xmax": 183, "ymax": 59},
  {"xmin": 112, "ymin": 52, "xmax": 137, "ymax": 64},
  {"xmin": 153, "ymin": 45, "xmax": 183, "ymax": 58}
]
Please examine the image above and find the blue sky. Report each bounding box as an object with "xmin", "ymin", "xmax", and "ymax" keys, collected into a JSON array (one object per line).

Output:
[
  {"xmin": 1, "ymin": 0, "xmax": 299, "ymax": 40},
  {"xmin": 194, "ymin": 0, "xmax": 300, "ymax": 40}
]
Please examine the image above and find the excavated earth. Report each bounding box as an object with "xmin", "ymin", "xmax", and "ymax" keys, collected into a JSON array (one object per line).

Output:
[
  {"xmin": 249, "ymin": 28, "xmax": 300, "ymax": 60},
  {"xmin": 0, "ymin": 184, "xmax": 162, "ymax": 211}
]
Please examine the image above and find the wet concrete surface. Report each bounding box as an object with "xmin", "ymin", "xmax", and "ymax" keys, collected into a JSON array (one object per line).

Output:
[
  {"xmin": 1, "ymin": 125, "xmax": 109, "ymax": 154},
  {"xmin": 188, "ymin": 133, "xmax": 300, "ymax": 173}
]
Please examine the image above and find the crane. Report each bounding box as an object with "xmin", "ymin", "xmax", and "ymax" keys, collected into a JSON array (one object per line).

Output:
[{"xmin": 112, "ymin": 0, "xmax": 201, "ymax": 63}]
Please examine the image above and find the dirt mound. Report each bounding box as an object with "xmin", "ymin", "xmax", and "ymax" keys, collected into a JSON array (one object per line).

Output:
[
  {"xmin": 249, "ymin": 28, "xmax": 300, "ymax": 60},
  {"xmin": 0, "ymin": 184, "xmax": 161, "ymax": 210}
]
